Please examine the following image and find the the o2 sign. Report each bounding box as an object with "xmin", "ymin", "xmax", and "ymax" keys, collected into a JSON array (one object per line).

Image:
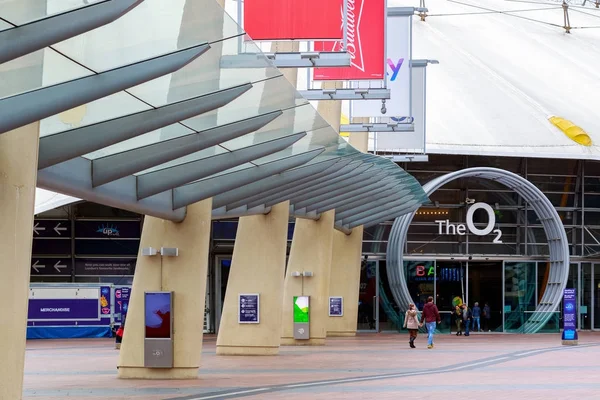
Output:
[{"xmin": 435, "ymin": 203, "xmax": 503, "ymax": 244}]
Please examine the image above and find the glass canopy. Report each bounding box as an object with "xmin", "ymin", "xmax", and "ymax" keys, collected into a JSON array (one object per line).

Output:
[{"xmin": 0, "ymin": 0, "xmax": 428, "ymax": 231}]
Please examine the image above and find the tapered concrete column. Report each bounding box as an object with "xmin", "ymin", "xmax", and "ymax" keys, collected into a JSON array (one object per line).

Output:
[
  {"xmin": 281, "ymin": 210, "xmax": 335, "ymax": 345},
  {"xmin": 326, "ymin": 116, "xmax": 369, "ymax": 337},
  {"xmin": 118, "ymin": 200, "xmax": 212, "ymax": 379},
  {"xmin": 216, "ymin": 202, "xmax": 289, "ymax": 355},
  {"xmin": 0, "ymin": 123, "xmax": 40, "ymax": 400}
]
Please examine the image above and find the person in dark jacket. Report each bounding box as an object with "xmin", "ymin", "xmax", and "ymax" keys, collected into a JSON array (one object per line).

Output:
[
  {"xmin": 420, "ymin": 296, "xmax": 441, "ymax": 349},
  {"xmin": 461, "ymin": 303, "xmax": 471, "ymax": 336},
  {"xmin": 472, "ymin": 302, "xmax": 481, "ymax": 332}
]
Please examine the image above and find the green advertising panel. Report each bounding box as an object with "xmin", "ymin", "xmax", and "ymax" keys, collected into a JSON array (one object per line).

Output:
[{"xmin": 293, "ymin": 296, "xmax": 310, "ymax": 323}]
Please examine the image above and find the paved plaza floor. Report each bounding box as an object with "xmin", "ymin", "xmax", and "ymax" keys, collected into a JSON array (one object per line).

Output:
[{"xmin": 23, "ymin": 332, "xmax": 600, "ymax": 400}]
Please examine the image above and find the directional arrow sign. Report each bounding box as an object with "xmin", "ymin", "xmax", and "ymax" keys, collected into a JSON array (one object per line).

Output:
[
  {"xmin": 30, "ymin": 258, "xmax": 73, "ymax": 275},
  {"xmin": 53, "ymin": 261, "xmax": 67, "ymax": 273},
  {"xmin": 53, "ymin": 222, "xmax": 67, "ymax": 235},
  {"xmin": 33, "ymin": 222, "xmax": 46, "ymax": 236},
  {"xmin": 31, "ymin": 260, "xmax": 46, "ymax": 273}
]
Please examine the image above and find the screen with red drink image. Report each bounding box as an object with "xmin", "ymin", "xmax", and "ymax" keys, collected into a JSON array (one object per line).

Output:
[{"xmin": 144, "ymin": 292, "xmax": 172, "ymax": 339}]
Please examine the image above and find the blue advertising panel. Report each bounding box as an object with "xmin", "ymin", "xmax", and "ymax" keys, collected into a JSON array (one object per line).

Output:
[
  {"xmin": 562, "ymin": 288, "xmax": 578, "ymax": 341},
  {"xmin": 238, "ymin": 294, "xmax": 260, "ymax": 323},
  {"xmin": 74, "ymin": 220, "xmax": 141, "ymax": 239},
  {"xmin": 145, "ymin": 292, "xmax": 172, "ymax": 339},
  {"xmin": 115, "ymin": 286, "xmax": 131, "ymax": 323},
  {"xmin": 329, "ymin": 297, "xmax": 343, "ymax": 317},
  {"xmin": 100, "ymin": 286, "xmax": 111, "ymax": 317},
  {"xmin": 28, "ymin": 299, "xmax": 100, "ymax": 321}
]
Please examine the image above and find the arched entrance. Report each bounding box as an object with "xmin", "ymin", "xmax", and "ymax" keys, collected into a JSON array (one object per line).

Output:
[{"xmin": 386, "ymin": 167, "xmax": 570, "ymax": 333}]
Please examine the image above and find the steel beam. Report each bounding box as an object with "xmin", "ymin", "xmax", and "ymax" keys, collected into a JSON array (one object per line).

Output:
[
  {"xmin": 212, "ymin": 205, "xmax": 272, "ymax": 220},
  {"xmin": 298, "ymin": 88, "xmax": 390, "ymax": 101},
  {"xmin": 333, "ymin": 187, "xmax": 397, "ymax": 215},
  {"xmin": 340, "ymin": 195, "xmax": 416, "ymax": 226},
  {"xmin": 212, "ymin": 157, "xmax": 344, "ymax": 209},
  {"xmin": 91, "ymin": 110, "xmax": 281, "ymax": 187},
  {"xmin": 258, "ymin": 162, "xmax": 373, "ymax": 209},
  {"xmin": 38, "ymin": 84, "xmax": 254, "ymax": 169},
  {"xmin": 339, "ymin": 123, "xmax": 415, "ymax": 133},
  {"xmin": 136, "ymin": 132, "xmax": 306, "ymax": 199},
  {"xmin": 220, "ymin": 52, "xmax": 350, "ymax": 69},
  {"xmin": 224, "ymin": 157, "xmax": 353, "ymax": 210},
  {"xmin": 335, "ymin": 189, "xmax": 411, "ymax": 221},
  {"xmin": 172, "ymin": 148, "xmax": 324, "ymax": 209},
  {"xmin": 361, "ymin": 204, "xmax": 421, "ymax": 229},
  {"xmin": 0, "ymin": 0, "xmax": 143, "ymax": 64},
  {"xmin": 345, "ymin": 200, "xmax": 422, "ymax": 229},
  {"xmin": 0, "ymin": 44, "xmax": 210, "ymax": 135}
]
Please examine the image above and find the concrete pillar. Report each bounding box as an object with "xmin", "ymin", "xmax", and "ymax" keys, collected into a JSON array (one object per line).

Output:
[
  {"xmin": 327, "ymin": 106, "xmax": 369, "ymax": 337},
  {"xmin": 216, "ymin": 202, "xmax": 289, "ymax": 355},
  {"xmin": 118, "ymin": 200, "xmax": 212, "ymax": 379},
  {"xmin": 281, "ymin": 210, "xmax": 335, "ymax": 345},
  {"xmin": 0, "ymin": 123, "xmax": 40, "ymax": 400}
]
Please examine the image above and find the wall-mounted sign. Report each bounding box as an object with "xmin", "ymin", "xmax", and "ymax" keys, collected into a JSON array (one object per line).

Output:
[
  {"xmin": 30, "ymin": 258, "xmax": 73, "ymax": 276},
  {"xmin": 329, "ymin": 297, "xmax": 343, "ymax": 317},
  {"xmin": 435, "ymin": 202, "xmax": 503, "ymax": 244},
  {"xmin": 562, "ymin": 288, "xmax": 578, "ymax": 344},
  {"xmin": 74, "ymin": 220, "xmax": 141, "ymax": 239},
  {"xmin": 115, "ymin": 286, "xmax": 131, "ymax": 323},
  {"xmin": 75, "ymin": 258, "xmax": 136, "ymax": 276},
  {"xmin": 238, "ymin": 294, "xmax": 260, "ymax": 324},
  {"xmin": 33, "ymin": 219, "xmax": 71, "ymax": 238}
]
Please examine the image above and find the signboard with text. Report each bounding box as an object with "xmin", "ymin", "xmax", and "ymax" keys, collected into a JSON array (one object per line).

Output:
[
  {"xmin": 75, "ymin": 258, "xmax": 136, "ymax": 276},
  {"xmin": 562, "ymin": 288, "xmax": 578, "ymax": 343},
  {"xmin": 329, "ymin": 297, "xmax": 343, "ymax": 317},
  {"xmin": 238, "ymin": 294, "xmax": 260, "ymax": 324},
  {"xmin": 244, "ymin": 0, "xmax": 342, "ymax": 40},
  {"xmin": 30, "ymin": 258, "xmax": 73, "ymax": 276},
  {"xmin": 115, "ymin": 286, "xmax": 131, "ymax": 323},
  {"xmin": 74, "ymin": 220, "xmax": 141, "ymax": 239},
  {"xmin": 314, "ymin": 0, "xmax": 385, "ymax": 80},
  {"xmin": 352, "ymin": 15, "xmax": 412, "ymax": 118},
  {"xmin": 28, "ymin": 298, "xmax": 100, "ymax": 321}
]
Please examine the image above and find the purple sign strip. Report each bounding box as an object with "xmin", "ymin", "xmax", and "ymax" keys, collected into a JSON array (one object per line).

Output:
[
  {"xmin": 28, "ymin": 298, "xmax": 100, "ymax": 321},
  {"xmin": 562, "ymin": 288, "xmax": 578, "ymax": 341},
  {"xmin": 329, "ymin": 297, "xmax": 343, "ymax": 316}
]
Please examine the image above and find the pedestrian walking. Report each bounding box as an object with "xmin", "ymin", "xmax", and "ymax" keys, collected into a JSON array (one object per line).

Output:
[
  {"xmin": 453, "ymin": 305, "xmax": 463, "ymax": 336},
  {"xmin": 483, "ymin": 302, "xmax": 491, "ymax": 332},
  {"xmin": 461, "ymin": 303, "xmax": 471, "ymax": 336},
  {"xmin": 420, "ymin": 296, "xmax": 441, "ymax": 349},
  {"xmin": 472, "ymin": 302, "xmax": 481, "ymax": 332},
  {"xmin": 403, "ymin": 303, "xmax": 422, "ymax": 348}
]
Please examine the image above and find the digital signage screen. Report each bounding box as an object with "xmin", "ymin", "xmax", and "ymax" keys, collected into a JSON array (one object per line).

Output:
[{"xmin": 144, "ymin": 292, "xmax": 172, "ymax": 339}]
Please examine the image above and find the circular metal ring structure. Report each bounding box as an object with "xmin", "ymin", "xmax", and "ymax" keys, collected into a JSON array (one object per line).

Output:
[{"xmin": 386, "ymin": 167, "xmax": 570, "ymax": 333}]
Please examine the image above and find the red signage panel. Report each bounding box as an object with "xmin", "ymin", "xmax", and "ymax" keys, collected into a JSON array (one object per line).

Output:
[
  {"xmin": 244, "ymin": 0, "xmax": 343, "ymax": 40},
  {"xmin": 313, "ymin": 0, "xmax": 385, "ymax": 80}
]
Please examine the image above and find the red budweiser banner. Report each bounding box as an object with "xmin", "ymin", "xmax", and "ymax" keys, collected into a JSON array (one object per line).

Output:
[
  {"xmin": 244, "ymin": 0, "xmax": 343, "ymax": 40},
  {"xmin": 313, "ymin": 0, "xmax": 385, "ymax": 80}
]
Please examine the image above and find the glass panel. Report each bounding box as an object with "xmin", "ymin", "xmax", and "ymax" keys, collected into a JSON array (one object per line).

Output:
[
  {"xmin": 504, "ymin": 261, "xmax": 536, "ymax": 333},
  {"xmin": 357, "ymin": 261, "xmax": 377, "ymax": 331},
  {"xmin": 595, "ymin": 264, "xmax": 600, "ymax": 330},
  {"xmin": 435, "ymin": 261, "xmax": 465, "ymax": 313},
  {"xmin": 379, "ymin": 261, "xmax": 402, "ymax": 331},
  {"xmin": 40, "ymin": 92, "xmax": 151, "ymax": 137},
  {"xmin": 468, "ymin": 261, "xmax": 503, "ymax": 332},
  {"xmin": 0, "ymin": 0, "xmax": 103, "ymax": 25},
  {"xmin": 0, "ymin": 19, "xmax": 13, "ymax": 31},
  {"xmin": 0, "ymin": 48, "xmax": 91, "ymax": 100},
  {"xmin": 404, "ymin": 261, "xmax": 435, "ymax": 310},
  {"xmin": 582, "ymin": 263, "xmax": 592, "ymax": 330},
  {"xmin": 52, "ymin": 0, "xmax": 244, "ymax": 72}
]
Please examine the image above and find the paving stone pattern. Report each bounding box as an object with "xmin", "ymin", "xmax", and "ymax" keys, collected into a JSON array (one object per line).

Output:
[{"xmin": 23, "ymin": 332, "xmax": 600, "ymax": 399}]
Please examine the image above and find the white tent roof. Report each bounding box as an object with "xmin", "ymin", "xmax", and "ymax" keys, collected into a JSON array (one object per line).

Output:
[
  {"xmin": 405, "ymin": 0, "xmax": 600, "ymax": 159},
  {"xmin": 34, "ymin": 188, "xmax": 80, "ymax": 215}
]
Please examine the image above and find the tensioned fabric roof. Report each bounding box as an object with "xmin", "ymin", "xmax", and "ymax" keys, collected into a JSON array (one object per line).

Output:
[
  {"xmin": 402, "ymin": 0, "xmax": 600, "ymax": 159},
  {"xmin": 1, "ymin": 0, "xmax": 427, "ymax": 232}
]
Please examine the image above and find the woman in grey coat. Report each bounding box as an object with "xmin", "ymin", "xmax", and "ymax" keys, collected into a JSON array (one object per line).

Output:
[{"xmin": 403, "ymin": 303, "xmax": 422, "ymax": 348}]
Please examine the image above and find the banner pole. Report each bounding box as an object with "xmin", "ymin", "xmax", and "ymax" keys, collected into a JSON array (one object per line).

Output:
[
  {"xmin": 383, "ymin": 0, "xmax": 388, "ymax": 90},
  {"xmin": 343, "ymin": 0, "xmax": 348, "ymax": 51}
]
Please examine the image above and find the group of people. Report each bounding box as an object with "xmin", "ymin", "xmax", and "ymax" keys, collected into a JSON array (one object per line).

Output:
[
  {"xmin": 402, "ymin": 297, "xmax": 492, "ymax": 349},
  {"xmin": 453, "ymin": 302, "xmax": 491, "ymax": 336}
]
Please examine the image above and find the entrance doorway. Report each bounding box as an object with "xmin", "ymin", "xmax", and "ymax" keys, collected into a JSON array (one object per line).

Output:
[{"xmin": 468, "ymin": 262, "xmax": 503, "ymax": 332}]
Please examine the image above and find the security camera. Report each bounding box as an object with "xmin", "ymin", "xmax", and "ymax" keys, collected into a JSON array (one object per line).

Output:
[
  {"xmin": 465, "ymin": 198, "xmax": 475, "ymax": 205},
  {"xmin": 381, "ymin": 99, "xmax": 387, "ymax": 114}
]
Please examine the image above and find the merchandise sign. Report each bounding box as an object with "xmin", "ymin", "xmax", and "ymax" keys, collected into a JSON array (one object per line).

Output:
[
  {"xmin": 238, "ymin": 294, "xmax": 260, "ymax": 324},
  {"xmin": 329, "ymin": 297, "xmax": 343, "ymax": 316},
  {"xmin": 244, "ymin": 0, "xmax": 342, "ymax": 40},
  {"xmin": 562, "ymin": 288, "xmax": 578, "ymax": 343},
  {"xmin": 352, "ymin": 15, "xmax": 412, "ymax": 118},
  {"xmin": 313, "ymin": 0, "xmax": 385, "ymax": 80},
  {"xmin": 28, "ymin": 298, "xmax": 100, "ymax": 321}
]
